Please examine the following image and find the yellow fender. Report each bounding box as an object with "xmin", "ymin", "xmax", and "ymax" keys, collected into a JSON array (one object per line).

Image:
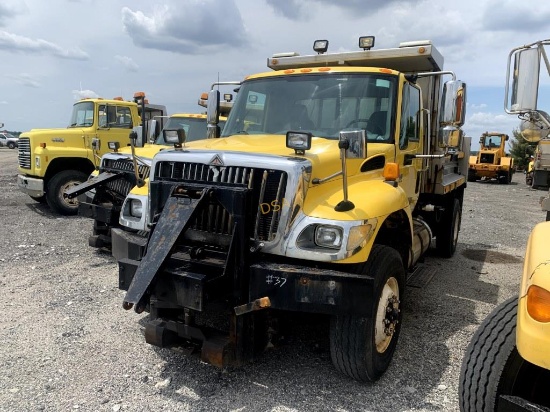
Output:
[
  {"xmin": 517, "ymin": 221, "xmax": 550, "ymax": 369},
  {"xmin": 500, "ymin": 156, "xmax": 513, "ymax": 168},
  {"xmin": 303, "ymin": 177, "xmax": 411, "ymax": 264}
]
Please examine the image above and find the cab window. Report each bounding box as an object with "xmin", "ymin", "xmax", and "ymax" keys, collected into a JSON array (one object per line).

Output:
[
  {"xmin": 399, "ymin": 83, "xmax": 420, "ymax": 149},
  {"xmin": 98, "ymin": 105, "xmax": 133, "ymax": 128}
]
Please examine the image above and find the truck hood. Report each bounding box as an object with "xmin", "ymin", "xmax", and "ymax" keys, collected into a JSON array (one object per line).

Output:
[
  {"xmin": 173, "ymin": 134, "xmax": 395, "ymax": 179},
  {"xmin": 111, "ymin": 143, "xmax": 167, "ymax": 160},
  {"xmin": 20, "ymin": 127, "xmax": 87, "ymax": 138}
]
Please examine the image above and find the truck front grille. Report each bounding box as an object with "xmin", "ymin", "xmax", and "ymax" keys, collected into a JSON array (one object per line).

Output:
[
  {"xmin": 480, "ymin": 153, "xmax": 495, "ymax": 164},
  {"xmin": 18, "ymin": 138, "xmax": 31, "ymax": 169},
  {"xmin": 102, "ymin": 158, "xmax": 150, "ymax": 197},
  {"xmin": 155, "ymin": 161, "xmax": 287, "ymax": 242}
]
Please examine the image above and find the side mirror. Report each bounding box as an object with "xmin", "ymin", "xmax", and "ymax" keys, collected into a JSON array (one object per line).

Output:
[
  {"xmin": 147, "ymin": 119, "xmax": 158, "ymax": 143},
  {"xmin": 91, "ymin": 138, "xmax": 100, "ymax": 151},
  {"xmin": 508, "ymin": 47, "xmax": 540, "ymax": 113},
  {"xmin": 440, "ymin": 80, "xmax": 467, "ymax": 127},
  {"xmin": 439, "ymin": 80, "xmax": 466, "ymax": 148},
  {"xmin": 340, "ymin": 130, "xmax": 366, "ymax": 159},
  {"xmin": 334, "ymin": 130, "xmax": 366, "ymax": 212},
  {"xmin": 207, "ymin": 89, "xmax": 220, "ymax": 138},
  {"xmin": 130, "ymin": 126, "xmax": 145, "ymax": 148}
]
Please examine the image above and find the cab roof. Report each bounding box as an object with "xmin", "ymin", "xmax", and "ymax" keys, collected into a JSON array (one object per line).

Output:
[{"xmin": 267, "ymin": 41, "xmax": 443, "ymax": 73}]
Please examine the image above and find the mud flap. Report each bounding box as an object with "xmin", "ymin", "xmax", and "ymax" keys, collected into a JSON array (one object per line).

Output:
[
  {"xmin": 122, "ymin": 188, "xmax": 210, "ymax": 312},
  {"xmin": 65, "ymin": 171, "xmax": 122, "ymax": 199}
]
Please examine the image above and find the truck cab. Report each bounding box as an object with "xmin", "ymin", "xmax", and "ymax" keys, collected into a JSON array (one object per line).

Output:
[
  {"xmin": 17, "ymin": 92, "xmax": 166, "ymax": 215},
  {"xmin": 115, "ymin": 37, "xmax": 469, "ymax": 382}
]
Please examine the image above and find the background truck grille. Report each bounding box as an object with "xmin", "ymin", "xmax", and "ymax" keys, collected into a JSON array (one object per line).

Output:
[
  {"xmin": 102, "ymin": 158, "xmax": 150, "ymax": 197},
  {"xmin": 480, "ymin": 153, "xmax": 495, "ymax": 164},
  {"xmin": 18, "ymin": 138, "xmax": 31, "ymax": 169},
  {"xmin": 155, "ymin": 161, "xmax": 287, "ymax": 242}
]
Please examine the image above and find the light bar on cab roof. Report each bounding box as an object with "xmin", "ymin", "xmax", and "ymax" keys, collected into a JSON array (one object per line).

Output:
[
  {"xmin": 359, "ymin": 36, "xmax": 375, "ymax": 50},
  {"xmin": 313, "ymin": 39, "xmax": 329, "ymax": 54}
]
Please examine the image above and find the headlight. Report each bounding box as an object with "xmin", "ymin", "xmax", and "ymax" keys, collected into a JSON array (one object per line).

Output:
[
  {"xmin": 129, "ymin": 199, "xmax": 143, "ymax": 218},
  {"xmin": 314, "ymin": 226, "xmax": 342, "ymax": 249}
]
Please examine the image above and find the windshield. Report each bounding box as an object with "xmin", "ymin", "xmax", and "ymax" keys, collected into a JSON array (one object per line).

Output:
[
  {"xmin": 483, "ymin": 135, "xmax": 502, "ymax": 148},
  {"xmin": 222, "ymin": 73, "xmax": 397, "ymax": 142},
  {"xmin": 155, "ymin": 117, "xmax": 227, "ymax": 145},
  {"xmin": 69, "ymin": 101, "xmax": 95, "ymax": 127}
]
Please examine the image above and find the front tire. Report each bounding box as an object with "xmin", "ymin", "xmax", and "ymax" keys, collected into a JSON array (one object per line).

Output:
[
  {"xmin": 329, "ymin": 245, "xmax": 405, "ymax": 382},
  {"xmin": 46, "ymin": 170, "xmax": 87, "ymax": 215},
  {"xmin": 459, "ymin": 297, "xmax": 550, "ymax": 411},
  {"xmin": 7, "ymin": 141, "xmax": 16, "ymax": 149}
]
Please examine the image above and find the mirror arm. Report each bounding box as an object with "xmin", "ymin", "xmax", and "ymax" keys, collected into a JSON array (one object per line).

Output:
[
  {"xmin": 334, "ymin": 139, "xmax": 355, "ymax": 212},
  {"xmin": 129, "ymin": 131, "xmax": 145, "ymax": 187},
  {"xmin": 312, "ymin": 171, "xmax": 343, "ymax": 185}
]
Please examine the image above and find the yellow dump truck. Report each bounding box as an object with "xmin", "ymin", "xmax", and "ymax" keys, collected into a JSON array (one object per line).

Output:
[
  {"xmin": 460, "ymin": 40, "xmax": 550, "ymax": 412},
  {"xmin": 115, "ymin": 37, "xmax": 469, "ymax": 382},
  {"xmin": 17, "ymin": 92, "xmax": 166, "ymax": 215},
  {"xmin": 468, "ymin": 131, "xmax": 514, "ymax": 184}
]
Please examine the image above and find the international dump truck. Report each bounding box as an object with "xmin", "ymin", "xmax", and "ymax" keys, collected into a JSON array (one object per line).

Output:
[
  {"xmin": 468, "ymin": 131, "xmax": 514, "ymax": 183},
  {"xmin": 115, "ymin": 37, "xmax": 469, "ymax": 382},
  {"xmin": 16, "ymin": 92, "xmax": 166, "ymax": 215},
  {"xmin": 460, "ymin": 40, "xmax": 550, "ymax": 411},
  {"xmin": 66, "ymin": 95, "xmax": 233, "ymax": 250}
]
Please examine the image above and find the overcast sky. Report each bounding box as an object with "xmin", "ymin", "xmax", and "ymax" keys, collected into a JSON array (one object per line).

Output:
[{"xmin": 2, "ymin": 0, "xmax": 550, "ymax": 150}]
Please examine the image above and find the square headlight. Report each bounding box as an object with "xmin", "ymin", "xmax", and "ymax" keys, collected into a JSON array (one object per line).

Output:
[
  {"xmin": 163, "ymin": 129, "xmax": 186, "ymax": 144},
  {"xmin": 286, "ymin": 131, "xmax": 312, "ymax": 152},
  {"xmin": 129, "ymin": 199, "xmax": 143, "ymax": 218},
  {"xmin": 315, "ymin": 225, "xmax": 343, "ymax": 249}
]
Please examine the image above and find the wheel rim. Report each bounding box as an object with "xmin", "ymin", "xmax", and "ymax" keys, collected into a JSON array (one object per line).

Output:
[
  {"xmin": 375, "ymin": 276, "xmax": 400, "ymax": 354},
  {"xmin": 59, "ymin": 180, "xmax": 81, "ymax": 208}
]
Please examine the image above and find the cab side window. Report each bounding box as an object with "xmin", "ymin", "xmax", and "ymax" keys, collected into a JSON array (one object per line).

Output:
[
  {"xmin": 98, "ymin": 105, "xmax": 133, "ymax": 128},
  {"xmin": 400, "ymin": 84, "xmax": 420, "ymax": 149}
]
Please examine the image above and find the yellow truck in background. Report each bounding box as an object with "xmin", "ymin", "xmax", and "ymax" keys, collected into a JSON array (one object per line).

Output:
[
  {"xmin": 460, "ymin": 40, "xmax": 550, "ymax": 412},
  {"xmin": 468, "ymin": 131, "xmax": 514, "ymax": 184},
  {"xmin": 115, "ymin": 37, "xmax": 469, "ymax": 382},
  {"xmin": 16, "ymin": 92, "xmax": 166, "ymax": 215},
  {"xmin": 67, "ymin": 111, "xmax": 230, "ymax": 250}
]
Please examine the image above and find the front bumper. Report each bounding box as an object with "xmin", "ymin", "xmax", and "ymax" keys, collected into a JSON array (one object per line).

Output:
[
  {"xmin": 112, "ymin": 228, "xmax": 148, "ymax": 262},
  {"xmin": 118, "ymin": 256, "xmax": 375, "ymax": 317},
  {"xmin": 17, "ymin": 174, "xmax": 44, "ymax": 197}
]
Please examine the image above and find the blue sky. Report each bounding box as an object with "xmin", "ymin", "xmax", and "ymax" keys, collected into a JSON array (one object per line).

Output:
[{"xmin": 1, "ymin": 0, "xmax": 550, "ymax": 151}]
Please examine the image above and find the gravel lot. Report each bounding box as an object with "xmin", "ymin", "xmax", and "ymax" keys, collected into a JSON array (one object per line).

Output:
[{"xmin": 0, "ymin": 147, "xmax": 546, "ymax": 412}]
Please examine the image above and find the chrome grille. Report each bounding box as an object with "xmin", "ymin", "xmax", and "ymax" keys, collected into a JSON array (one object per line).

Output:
[
  {"xmin": 155, "ymin": 161, "xmax": 287, "ymax": 242},
  {"xmin": 18, "ymin": 138, "xmax": 31, "ymax": 169},
  {"xmin": 102, "ymin": 158, "xmax": 150, "ymax": 197}
]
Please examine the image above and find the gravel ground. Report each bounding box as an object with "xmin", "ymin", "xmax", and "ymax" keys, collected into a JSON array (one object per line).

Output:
[{"xmin": 0, "ymin": 147, "xmax": 546, "ymax": 412}]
